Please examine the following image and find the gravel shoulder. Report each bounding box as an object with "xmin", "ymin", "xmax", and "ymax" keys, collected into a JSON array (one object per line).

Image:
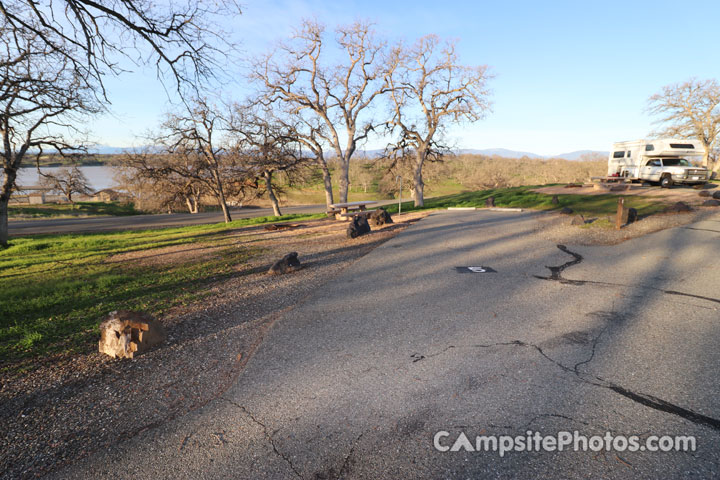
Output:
[
  {"xmin": 0, "ymin": 212, "xmax": 427, "ymax": 479},
  {"xmin": 535, "ymin": 207, "xmax": 717, "ymax": 246},
  {"xmin": 533, "ymin": 183, "xmax": 719, "ymax": 204}
]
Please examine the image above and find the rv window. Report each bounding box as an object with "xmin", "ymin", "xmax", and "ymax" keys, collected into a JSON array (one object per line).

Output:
[
  {"xmin": 647, "ymin": 160, "xmax": 661, "ymax": 167},
  {"xmin": 670, "ymin": 143, "xmax": 694, "ymax": 149},
  {"xmin": 627, "ymin": 151, "xmax": 631, "ymax": 157},
  {"xmin": 613, "ymin": 151, "xmax": 624, "ymax": 158},
  {"xmin": 662, "ymin": 158, "xmax": 690, "ymax": 167},
  {"xmin": 645, "ymin": 144, "xmax": 655, "ymax": 151}
]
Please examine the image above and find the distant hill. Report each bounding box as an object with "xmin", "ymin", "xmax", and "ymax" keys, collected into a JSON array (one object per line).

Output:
[
  {"xmin": 91, "ymin": 145, "xmax": 137, "ymax": 154},
  {"xmin": 357, "ymin": 148, "xmax": 608, "ymax": 160},
  {"xmin": 459, "ymin": 148, "xmax": 544, "ymax": 159},
  {"xmin": 459, "ymin": 148, "xmax": 608, "ymax": 160},
  {"xmin": 552, "ymin": 150, "xmax": 609, "ymax": 160}
]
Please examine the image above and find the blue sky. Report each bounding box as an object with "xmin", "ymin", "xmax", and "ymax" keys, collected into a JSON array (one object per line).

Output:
[{"xmin": 92, "ymin": 0, "xmax": 720, "ymax": 156}]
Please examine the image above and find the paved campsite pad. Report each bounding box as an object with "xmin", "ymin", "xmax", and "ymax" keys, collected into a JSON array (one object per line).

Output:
[{"xmin": 51, "ymin": 210, "xmax": 720, "ymax": 479}]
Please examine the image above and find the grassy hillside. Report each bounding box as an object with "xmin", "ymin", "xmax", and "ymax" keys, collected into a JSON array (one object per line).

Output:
[{"xmin": 382, "ymin": 186, "xmax": 668, "ymax": 217}]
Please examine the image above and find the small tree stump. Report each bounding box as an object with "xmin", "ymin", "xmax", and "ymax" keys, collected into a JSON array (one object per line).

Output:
[
  {"xmin": 98, "ymin": 310, "xmax": 166, "ymax": 359},
  {"xmin": 268, "ymin": 252, "xmax": 301, "ymax": 275}
]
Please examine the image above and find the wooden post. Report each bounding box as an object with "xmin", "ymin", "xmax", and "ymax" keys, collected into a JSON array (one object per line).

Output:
[{"xmin": 615, "ymin": 198, "xmax": 624, "ymax": 230}]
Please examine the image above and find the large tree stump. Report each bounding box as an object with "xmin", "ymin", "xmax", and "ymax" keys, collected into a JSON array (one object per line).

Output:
[
  {"xmin": 368, "ymin": 208, "xmax": 393, "ymax": 226},
  {"xmin": 347, "ymin": 215, "xmax": 371, "ymax": 238},
  {"xmin": 98, "ymin": 310, "xmax": 166, "ymax": 359}
]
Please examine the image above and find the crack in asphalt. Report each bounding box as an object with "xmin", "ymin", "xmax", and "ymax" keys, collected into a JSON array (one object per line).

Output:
[
  {"xmin": 337, "ymin": 432, "xmax": 364, "ymax": 479},
  {"xmin": 573, "ymin": 323, "xmax": 610, "ymax": 374},
  {"xmin": 411, "ymin": 338, "xmax": 720, "ymax": 433},
  {"xmin": 535, "ymin": 244, "xmax": 720, "ymax": 304},
  {"xmin": 600, "ymin": 383, "xmax": 720, "ymax": 431},
  {"xmin": 541, "ymin": 244, "xmax": 584, "ymax": 281},
  {"xmin": 408, "ymin": 239, "xmax": 720, "ymax": 432},
  {"xmin": 224, "ymin": 398, "xmax": 305, "ymax": 479},
  {"xmin": 533, "ymin": 245, "xmax": 720, "ymax": 303}
]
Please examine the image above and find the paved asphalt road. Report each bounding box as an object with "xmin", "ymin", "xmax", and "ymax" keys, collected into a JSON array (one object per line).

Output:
[
  {"xmin": 8, "ymin": 200, "xmax": 400, "ymax": 236},
  {"xmin": 8, "ymin": 205, "xmax": 320, "ymax": 236},
  {"xmin": 53, "ymin": 210, "xmax": 720, "ymax": 479}
]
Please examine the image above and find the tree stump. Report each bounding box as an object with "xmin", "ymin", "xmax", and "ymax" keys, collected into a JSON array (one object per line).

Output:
[
  {"xmin": 98, "ymin": 310, "xmax": 166, "ymax": 359},
  {"xmin": 268, "ymin": 252, "xmax": 301, "ymax": 275}
]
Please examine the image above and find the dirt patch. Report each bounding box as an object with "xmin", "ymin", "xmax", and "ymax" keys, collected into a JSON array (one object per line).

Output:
[
  {"xmin": 105, "ymin": 242, "xmax": 229, "ymax": 267},
  {"xmin": 534, "ymin": 208, "xmax": 717, "ymax": 246},
  {"xmin": 533, "ymin": 183, "xmax": 718, "ymax": 204},
  {"xmin": 0, "ymin": 211, "xmax": 428, "ymax": 479}
]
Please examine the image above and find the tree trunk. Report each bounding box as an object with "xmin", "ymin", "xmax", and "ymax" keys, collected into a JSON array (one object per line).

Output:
[
  {"xmin": 338, "ymin": 157, "xmax": 350, "ymax": 204},
  {"xmin": 210, "ymin": 168, "xmax": 232, "ymax": 222},
  {"xmin": 185, "ymin": 196, "xmax": 196, "ymax": 214},
  {"xmin": 218, "ymin": 196, "xmax": 232, "ymax": 222},
  {"xmin": 0, "ymin": 196, "xmax": 8, "ymax": 248},
  {"xmin": 264, "ymin": 170, "xmax": 282, "ymax": 216},
  {"xmin": 703, "ymin": 147, "xmax": 711, "ymax": 169},
  {"xmin": 319, "ymin": 160, "xmax": 334, "ymax": 208},
  {"xmin": 0, "ymin": 166, "xmax": 17, "ymax": 247},
  {"xmin": 413, "ymin": 150, "xmax": 426, "ymax": 208}
]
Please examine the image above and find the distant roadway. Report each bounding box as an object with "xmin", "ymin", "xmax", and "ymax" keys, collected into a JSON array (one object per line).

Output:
[{"xmin": 8, "ymin": 200, "xmax": 399, "ymax": 236}]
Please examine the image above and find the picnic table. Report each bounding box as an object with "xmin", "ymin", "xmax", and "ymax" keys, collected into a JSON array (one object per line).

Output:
[{"xmin": 328, "ymin": 201, "xmax": 378, "ymax": 220}]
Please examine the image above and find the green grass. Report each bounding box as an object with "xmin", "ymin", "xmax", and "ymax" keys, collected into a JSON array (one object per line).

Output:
[
  {"xmin": 0, "ymin": 213, "xmax": 325, "ymax": 370},
  {"xmin": 9, "ymin": 201, "xmax": 140, "ymax": 219},
  {"xmin": 382, "ymin": 186, "xmax": 669, "ymax": 217}
]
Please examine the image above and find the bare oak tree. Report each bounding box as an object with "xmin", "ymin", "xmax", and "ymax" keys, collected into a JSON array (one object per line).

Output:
[
  {"xmin": 1, "ymin": 1, "xmax": 239, "ymax": 246},
  {"xmin": 228, "ymin": 105, "xmax": 308, "ymax": 216},
  {"xmin": 276, "ymin": 108, "xmax": 334, "ymax": 207},
  {"xmin": 156, "ymin": 98, "xmax": 235, "ymax": 222},
  {"xmin": 647, "ymin": 78, "xmax": 720, "ymax": 172},
  {"xmin": 0, "ymin": 0, "xmax": 239, "ymax": 94},
  {"xmin": 386, "ymin": 35, "xmax": 491, "ymax": 207},
  {"xmin": 38, "ymin": 165, "xmax": 92, "ymax": 203},
  {"xmin": 120, "ymin": 151, "xmax": 207, "ymax": 213},
  {"xmin": 0, "ymin": 22, "xmax": 99, "ymax": 245},
  {"xmin": 254, "ymin": 20, "xmax": 395, "ymax": 204}
]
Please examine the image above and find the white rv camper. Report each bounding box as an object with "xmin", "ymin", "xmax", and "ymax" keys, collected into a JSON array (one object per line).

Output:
[{"xmin": 607, "ymin": 139, "xmax": 708, "ymax": 187}]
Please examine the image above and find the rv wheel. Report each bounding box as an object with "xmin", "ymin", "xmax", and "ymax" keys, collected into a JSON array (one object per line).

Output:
[{"xmin": 661, "ymin": 175, "xmax": 673, "ymax": 188}]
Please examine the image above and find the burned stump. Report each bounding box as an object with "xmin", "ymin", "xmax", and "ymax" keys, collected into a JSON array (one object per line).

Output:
[
  {"xmin": 268, "ymin": 252, "xmax": 301, "ymax": 275},
  {"xmin": 368, "ymin": 208, "xmax": 393, "ymax": 227},
  {"xmin": 665, "ymin": 201, "xmax": 693, "ymax": 213},
  {"xmin": 347, "ymin": 215, "xmax": 371, "ymax": 239}
]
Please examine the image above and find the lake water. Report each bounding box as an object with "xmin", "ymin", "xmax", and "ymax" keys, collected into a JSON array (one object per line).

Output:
[{"xmin": 16, "ymin": 166, "xmax": 119, "ymax": 191}]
